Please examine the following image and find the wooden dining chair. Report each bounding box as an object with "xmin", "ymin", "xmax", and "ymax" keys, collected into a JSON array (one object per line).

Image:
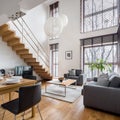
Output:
[{"xmin": 1, "ymin": 83, "xmax": 43, "ymax": 120}]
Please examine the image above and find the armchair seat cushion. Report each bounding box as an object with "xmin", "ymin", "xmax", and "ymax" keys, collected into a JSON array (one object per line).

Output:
[
  {"xmin": 109, "ymin": 76, "xmax": 120, "ymax": 88},
  {"xmin": 68, "ymin": 76, "xmax": 79, "ymax": 79},
  {"xmin": 64, "ymin": 69, "xmax": 84, "ymax": 85},
  {"xmin": 76, "ymin": 70, "xmax": 82, "ymax": 76},
  {"xmin": 68, "ymin": 69, "xmax": 76, "ymax": 76}
]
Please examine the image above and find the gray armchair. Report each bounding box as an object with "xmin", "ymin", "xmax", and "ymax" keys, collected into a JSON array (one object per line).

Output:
[{"xmin": 64, "ymin": 69, "xmax": 84, "ymax": 85}]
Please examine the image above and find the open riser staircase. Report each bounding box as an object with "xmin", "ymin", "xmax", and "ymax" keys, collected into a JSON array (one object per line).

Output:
[{"xmin": 0, "ymin": 24, "xmax": 52, "ymax": 80}]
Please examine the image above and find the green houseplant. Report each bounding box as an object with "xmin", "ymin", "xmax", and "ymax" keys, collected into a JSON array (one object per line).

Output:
[{"xmin": 89, "ymin": 59, "xmax": 112, "ymax": 76}]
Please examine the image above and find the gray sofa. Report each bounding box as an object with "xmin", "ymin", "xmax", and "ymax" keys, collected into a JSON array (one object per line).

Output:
[
  {"xmin": 83, "ymin": 75, "xmax": 120, "ymax": 115},
  {"xmin": 64, "ymin": 69, "xmax": 84, "ymax": 85}
]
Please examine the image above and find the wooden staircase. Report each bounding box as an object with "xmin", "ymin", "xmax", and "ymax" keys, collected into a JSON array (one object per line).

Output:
[{"xmin": 0, "ymin": 24, "xmax": 52, "ymax": 80}]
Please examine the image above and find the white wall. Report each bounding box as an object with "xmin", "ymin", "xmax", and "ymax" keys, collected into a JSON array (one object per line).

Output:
[
  {"xmin": 0, "ymin": 37, "xmax": 26, "ymax": 70},
  {"xmin": 79, "ymin": 26, "xmax": 118, "ymax": 39},
  {"xmin": 23, "ymin": 3, "xmax": 48, "ymax": 51},
  {"xmin": 59, "ymin": 0, "xmax": 80, "ymax": 76},
  {"xmin": 49, "ymin": 0, "xmax": 80, "ymax": 77}
]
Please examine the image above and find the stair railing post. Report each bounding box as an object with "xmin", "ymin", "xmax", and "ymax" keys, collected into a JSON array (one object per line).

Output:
[{"xmin": 21, "ymin": 19, "xmax": 24, "ymax": 43}]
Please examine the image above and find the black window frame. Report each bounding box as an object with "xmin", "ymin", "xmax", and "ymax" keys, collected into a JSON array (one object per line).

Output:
[
  {"xmin": 81, "ymin": 34, "xmax": 118, "ymax": 78},
  {"xmin": 50, "ymin": 44, "xmax": 59, "ymax": 78},
  {"xmin": 81, "ymin": 0, "xmax": 119, "ymax": 33}
]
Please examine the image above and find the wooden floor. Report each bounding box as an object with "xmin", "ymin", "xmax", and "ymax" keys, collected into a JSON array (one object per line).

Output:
[{"xmin": 0, "ymin": 85, "xmax": 120, "ymax": 120}]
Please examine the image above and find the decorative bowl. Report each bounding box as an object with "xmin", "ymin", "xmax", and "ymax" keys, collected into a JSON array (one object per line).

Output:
[{"xmin": 58, "ymin": 77, "xmax": 64, "ymax": 82}]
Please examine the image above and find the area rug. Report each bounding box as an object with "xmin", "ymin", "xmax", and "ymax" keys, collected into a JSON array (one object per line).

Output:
[{"xmin": 42, "ymin": 85, "xmax": 82, "ymax": 103}]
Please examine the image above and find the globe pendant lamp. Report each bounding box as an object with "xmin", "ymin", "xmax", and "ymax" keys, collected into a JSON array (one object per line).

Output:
[
  {"xmin": 44, "ymin": 14, "xmax": 68, "ymax": 38},
  {"xmin": 44, "ymin": 17, "xmax": 63, "ymax": 38},
  {"xmin": 59, "ymin": 14, "xmax": 68, "ymax": 27}
]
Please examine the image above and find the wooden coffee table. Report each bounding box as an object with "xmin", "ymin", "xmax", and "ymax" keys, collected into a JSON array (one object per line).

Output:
[{"xmin": 45, "ymin": 79, "xmax": 77, "ymax": 97}]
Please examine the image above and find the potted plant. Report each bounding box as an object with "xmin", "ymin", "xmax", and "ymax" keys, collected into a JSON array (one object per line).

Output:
[{"xmin": 89, "ymin": 59, "xmax": 112, "ymax": 76}]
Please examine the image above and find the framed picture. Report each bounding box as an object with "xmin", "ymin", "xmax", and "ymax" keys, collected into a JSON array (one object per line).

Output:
[{"xmin": 65, "ymin": 51, "xmax": 72, "ymax": 60}]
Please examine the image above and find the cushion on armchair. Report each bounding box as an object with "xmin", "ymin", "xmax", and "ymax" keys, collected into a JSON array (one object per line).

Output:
[
  {"xmin": 64, "ymin": 69, "xmax": 83, "ymax": 85},
  {"xmin": 76, "ymin": 70, "xmax": 82, "ymax": 76},
  {"xmin": 68, "ymin": 69, "xmax": 76, "ymax": 76},
  {"xmin": 109, "ymin": 76, "xmax": 120, "ymax": 88},
  {"xmin": 64, "ymin": 73, "xmax": 69, "ymax": 78}
]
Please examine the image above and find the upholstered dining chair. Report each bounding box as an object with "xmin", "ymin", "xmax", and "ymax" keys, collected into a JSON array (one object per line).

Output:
[
  {"xmin": 22, "ymin": 75, "xmax": 37, "ymax": 80},
  {"xmin": 23, "ymin": 75, "xmax": 41, "ymax": 84},
  {"xmin": 1, "ymin": 83, "xmax": 43, "ymax": 120},
  {"xmin": 0, "ymin": 69, "xmax": 5, "ymax": 104},
  {"xmin": 15, "ymin": 75, "xmax": 37, "ymax": 94}
]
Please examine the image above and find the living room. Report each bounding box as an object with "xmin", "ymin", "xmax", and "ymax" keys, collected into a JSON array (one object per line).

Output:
[{"xmin": 0, "ymin": 0, "xmax": 120, "ymax": 120}]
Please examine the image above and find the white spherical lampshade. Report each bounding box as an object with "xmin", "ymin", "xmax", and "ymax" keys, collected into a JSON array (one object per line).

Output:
[
  {"xmin": 44, "ymin": 17, "xmax": 63, "ymax": 37},
  {"xmin": 59, "ymin": 14, "xmax": 68, "ymax": 27}
]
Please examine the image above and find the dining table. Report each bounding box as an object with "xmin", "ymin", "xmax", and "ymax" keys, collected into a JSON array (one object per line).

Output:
[{"xmin": 0, "ymin": 78, "xmax": 36, "ymax": 117}]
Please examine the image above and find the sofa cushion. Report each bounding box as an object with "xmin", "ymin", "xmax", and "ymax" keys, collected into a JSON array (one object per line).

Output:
[
  {"xmin": 76, "ymin": 70, "xmax": 82, "ymax": 76},
  {"xmin": 97, "ymin": 73, "xmax": 109, "ymax": 86},
  {"xmin": 109, "ymin": 76, "xmax": 120, "ymax": 88},
  {"xmin": 108, "ymin": 72, "xmax": 119, "ymax": 79},
  {"xmin": 69, "ymin": 69, "xmax": 76, "ymax": 76}
]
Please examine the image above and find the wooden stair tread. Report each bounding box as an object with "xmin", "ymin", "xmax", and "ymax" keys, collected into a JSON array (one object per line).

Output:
[
  {"xmin": 2, "ymin": 30, "xmax": 15, "ymax": 37},
  {"xmin": 0, "ymin": 24, "xmax": 52, "ymax": 80},
  {"xmin": 12, "ymin": 44, "xmax": 25, "ymax": 51},
  {"xmin": 3, "ymin": 34, "xmax": 17, "ymax": 42},
  {"xmin": 0, "ymin": 24, "xmax": 9, "ymax": 35},
  {"xmin": 33, "ymin": 66, "xmax": 43, "ymax": 69},
  {"xmin": 36, "ymin": 70, "xmax": 46, "ymax": 73},
  {"xmin": 34, "ymin": 68, "xmax": 45, "ymax": 71},
  {"xmin": 7, "ymin": 38, "xmax": 21, "ymax": 46},
  {"xmin": 28, "ymin": 62, "xmax": 39, "ymax": 65},
  {"xmin": 24, "ymin": 58, "xmax": 36, "ymax": 62},
  {"xmin": 7, "ymin": 37, "xmax": 20, "ymax": 42},
  {"xmin": 17, "ymin": 49, "xmax": 29, "ymax": 55},
  {"xmin": 0, "ymin": 24, "xmax": 8, "ymax": 29},
  {"xmin": 34, "ymin": 68, "xmax": 43, "ymax": 71},
  {"xmin": 20, "ymin": 54, "xmax": 32, "ymax": 58}
]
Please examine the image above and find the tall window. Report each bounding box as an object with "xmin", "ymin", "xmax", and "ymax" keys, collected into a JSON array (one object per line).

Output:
[
  {"xmin": 49, "ymin": 1, "xmax": 59, "ymax": 39},
  {"xmin": 50, "ymin": 44, "xmax": 59, "ymax": 78},
  {"xmin": 81, "ymin": 0, "xmax": 118, "ymax": 32},
  {"xmin": 81, "ymin": 34, "xmax": 118, "ymax": 78},
  {"xmin": 49, "ymin": 1, "xmax": 59, "ymax": 17}
]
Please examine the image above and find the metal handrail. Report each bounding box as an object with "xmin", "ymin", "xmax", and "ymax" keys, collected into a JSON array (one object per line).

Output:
[
  {"xmin": 16, "ymin": 18, "xmax": 49, "ymax": 62},
  {"xmin": 21, "ymin": 17, "xmax": 49, "ymax": 59},
  {"xmin": 11, "ymin": 20, "xmax": 49, "ymax": 68}
]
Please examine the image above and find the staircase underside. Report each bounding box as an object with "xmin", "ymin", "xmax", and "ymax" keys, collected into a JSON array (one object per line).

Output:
[{"xmin": 0, "ymin": 24, "xmax": 52, "ymax": 80}]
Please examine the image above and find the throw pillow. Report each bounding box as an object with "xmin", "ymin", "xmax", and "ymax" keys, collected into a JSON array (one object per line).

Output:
[
  {"xmin": 109, "ymin": 76, "xmax": 120, "ymax": 88},
  {"xmin": 109, "ymin": 72, "xmax": 120, "ymax": 81},
  {"xmin": 76, "ymin": 69, "xmax": 82, "ymax": 76},
  {"xmin": 69, "ymin": 69, "xmax": 76, "ymax": 76},
  {"xmin": 97, "ymin": 73, "xmax": 109, "ymax": 86}
]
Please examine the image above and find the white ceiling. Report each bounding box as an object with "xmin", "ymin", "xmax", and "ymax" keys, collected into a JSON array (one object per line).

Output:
[{"xmin": 0, "ymin": 0, "xmax": 46, "ymax": 25}]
